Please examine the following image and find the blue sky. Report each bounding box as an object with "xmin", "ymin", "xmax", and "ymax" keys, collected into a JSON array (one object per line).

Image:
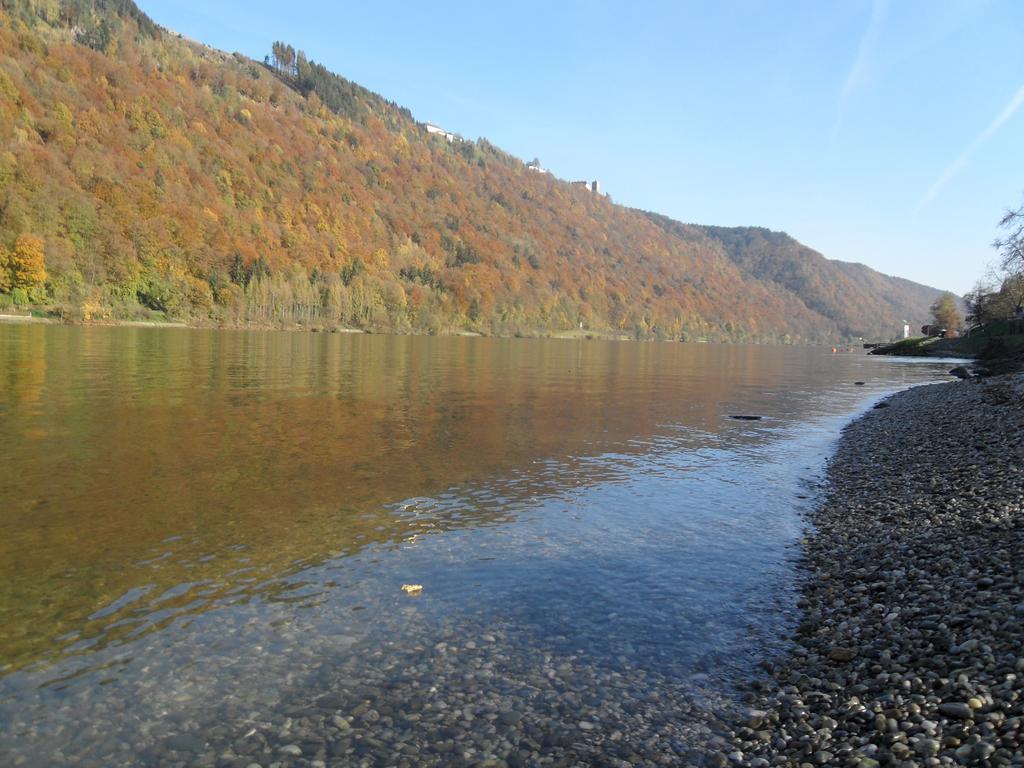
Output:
[{"xmin": 140, "ymin": 0, "xmax": 1024, "ymax": 295}]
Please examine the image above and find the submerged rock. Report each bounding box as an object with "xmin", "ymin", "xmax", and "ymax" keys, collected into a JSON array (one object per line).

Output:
[
  {"xmin": 163, "ymin": 734, "xmax": 205, "ymax": 753},
  {"xmin": 949, "ymin": 365, "xmax": 972, "ymax": 379},
  {"xmin": 741, "ymin": 708, "xmax": 768, "ymax": 729}
]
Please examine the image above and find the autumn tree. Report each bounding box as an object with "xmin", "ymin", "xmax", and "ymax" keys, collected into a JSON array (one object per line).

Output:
[
  {"xmin": 930, "ymin": 292, "xmax": 960, "ymax": 332},
  {"xmin": 4, "ymin": 235, "xmax": 47, "ymax": 290},
  {"xmin": 0, "ymin": 245, "xmax": 11, "ymax": 293}
]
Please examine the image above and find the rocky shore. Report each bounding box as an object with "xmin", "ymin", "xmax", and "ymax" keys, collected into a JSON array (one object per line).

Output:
[{"xmin": 719, "ymin": 373, "xmax": 1024, "ymax": 767}]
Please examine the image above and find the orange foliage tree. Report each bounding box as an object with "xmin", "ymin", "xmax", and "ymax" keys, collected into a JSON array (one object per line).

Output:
[{"xmin": 10, "ymin": 234, "xmax": 47, "ymax": 289}]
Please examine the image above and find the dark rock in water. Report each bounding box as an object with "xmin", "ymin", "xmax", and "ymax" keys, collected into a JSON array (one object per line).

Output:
[
  {"xmin": 741, "ymin": 708, "xmax": 768, "ymax": 729},
  {"xmin": 730, "ymin": 415, "xmax": 763, "ymax": 421},
  {"xmin": 316, "ymin": 693, "xmax": 347, "ymax": 709},
  {"xmin": 497, "ymin": 710, "xmax": 523, "ymax": 726},
  {"xmin": 949, "ymin": 365, "xmax": 971, "ymax": 379},
  {"xmin": 873, "ymin": 401, "xmax": 890, "ymax": 409},
  {"xmin": 164, "ymin": 733, "xmax": 205, "ymax": 753}
]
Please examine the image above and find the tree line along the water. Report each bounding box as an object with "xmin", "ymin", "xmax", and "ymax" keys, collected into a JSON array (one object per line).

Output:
[
  {"xmin": 962, "ymin": 200, "xmax": 1024, "ymax": 328},
  {"xmin": 0, "ymin": 0, "xmax": 946, "ymax": 342},
  {"xmin": 914, "ymin": 194, "xmax": 1024, "ymax": 348}
]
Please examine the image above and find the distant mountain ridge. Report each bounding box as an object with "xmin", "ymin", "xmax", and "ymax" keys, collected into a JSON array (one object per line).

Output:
[
  {"xmin": 0, "ymin": 0, "xmax": 948, "ymax": 341},
  {"xmin": 645, "ymin": 218, "xmax": 947, "ymax": 339}
]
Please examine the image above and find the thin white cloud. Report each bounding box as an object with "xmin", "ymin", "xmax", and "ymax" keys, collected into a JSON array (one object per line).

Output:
[
  {"xmin": 832, "ymin": 0, "xmax": 889, "ymax": 142},
  {"xmin": 916, "ymin": 84, "xmax": 1024, "ymax": 213}
]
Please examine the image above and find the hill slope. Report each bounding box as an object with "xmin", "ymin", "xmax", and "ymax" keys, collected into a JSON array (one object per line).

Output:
[
  {"xmin": 646, "ymin": 219, "xmax": 946, "ymax": 339},
  {"xmin": 0, "ymin": 0, "xmax": 946, "ymax": 341}
]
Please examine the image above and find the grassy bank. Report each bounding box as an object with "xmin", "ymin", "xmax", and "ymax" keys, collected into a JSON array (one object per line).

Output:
[{"xmin": 871, "ymin": 320, "xmax": 1024, "ymax": 368}]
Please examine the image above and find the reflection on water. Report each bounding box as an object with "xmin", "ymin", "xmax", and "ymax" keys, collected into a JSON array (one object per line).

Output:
[{"xmin": 0, "ymin": 327, "xmax": 950, "ymax": 765}]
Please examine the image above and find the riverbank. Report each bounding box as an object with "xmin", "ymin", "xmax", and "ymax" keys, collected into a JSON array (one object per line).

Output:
[
  {"xmin": 716, "ymin": 373, "xmax": 1024, "ymax": 767},
  {"xmin": 0, "ymin": 313, "xmax": 54, "ymax": 324},
  {"xmin": 0, "ymin": 306, "xmax": 842, "ymax": 343},
  {"xmin": 868, "ymin": 336, "xmax": 972, "ymax": 358},
  {"xmin": 870, "ymin": 322, "xmax": 1024, "ymax": 373},
  {"xmin": 0, "ymin": 312, "xmax": 639, "ymax": 341}
]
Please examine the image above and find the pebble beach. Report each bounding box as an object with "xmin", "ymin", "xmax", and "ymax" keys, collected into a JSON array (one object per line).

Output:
[{"xmin": 720, "ymin": 372, "xmax": 1024, "ymax": 767}]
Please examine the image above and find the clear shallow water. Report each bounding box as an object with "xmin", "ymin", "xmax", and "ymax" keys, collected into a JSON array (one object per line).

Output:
[{"xmin": 0, "ymin": 327, "xmax": 951, "ymax": 765}]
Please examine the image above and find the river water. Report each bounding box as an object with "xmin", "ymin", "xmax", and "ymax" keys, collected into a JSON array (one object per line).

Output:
[{"xmin": 0, "ymin": 326, "xmax": 951, "ymax": 766}]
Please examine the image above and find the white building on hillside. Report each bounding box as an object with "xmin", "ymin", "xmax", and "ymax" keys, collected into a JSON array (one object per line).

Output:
[
  {"xmin": 425, "ymin": 123, "xmax": 458, "ymax": 142},
  {"xmin": 526, "ymin": 158, "xmax": 549, "ymax": 174}
]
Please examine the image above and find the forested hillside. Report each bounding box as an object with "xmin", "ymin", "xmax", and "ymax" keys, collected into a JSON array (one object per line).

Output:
[
  {"xmin": 0, "ymin": 0, "xmax": 947, "ymax": 341},
  {"xmin": 646, "ymin": 219, "xmax": 948, "ymax": 339}
]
